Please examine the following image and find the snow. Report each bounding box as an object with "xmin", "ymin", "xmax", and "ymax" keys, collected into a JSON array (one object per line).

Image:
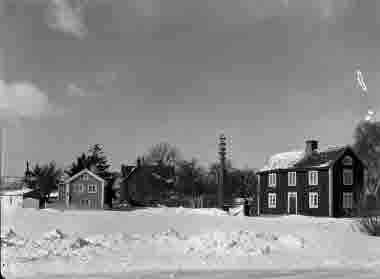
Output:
[
  {"xmin": 1, "ymin": 207, "xmax": 380, "ymax": 278},
  {"xmin": 261, "ymin": 151, "xmax": 305, "ymax": 171}
]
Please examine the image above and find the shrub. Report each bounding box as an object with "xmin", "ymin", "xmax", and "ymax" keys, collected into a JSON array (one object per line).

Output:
[{"xmin": 360, "ymin": 215, "xmax": 380, "ymax": 236}]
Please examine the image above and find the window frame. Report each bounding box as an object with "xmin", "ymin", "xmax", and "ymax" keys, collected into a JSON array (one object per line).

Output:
[
  {"xmin": 309, "ymin": 192, "xmax": 319, "ymax": 209},
  {"xmin": 268, "ymin": 173, "xmax": 277, "ymax": 187},
  {"xmin": 268, "ymin": 193, "xmax": 277, "ymax": 208},
  {"xmin": 288, "ymin": 171, "xmax": 297, "ymax": 186},
  {"xmin": 343, "ymin": 192, "xmax": 353, "ymax": 209},
  {"xmin": 308, "ymin": 170, "xmax": 318, "ymax": 186},
  {"xmin": 88, "ymin": 184, "xmax": 97, "ymax": 193},
  {"xmin": 343, "ymin": 169, "xmax": 353, "ymax": 186},
  {"xmin": 83, "ymin": 174, "xmax": 89, "ymax": 181}
]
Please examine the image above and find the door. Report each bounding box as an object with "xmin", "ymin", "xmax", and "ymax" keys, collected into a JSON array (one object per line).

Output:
[{"xmin": 288, "ymin": 192, "xmax": 297, "ymax": 214}]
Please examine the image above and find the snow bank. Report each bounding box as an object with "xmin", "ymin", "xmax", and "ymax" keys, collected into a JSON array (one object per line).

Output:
[{"xmin": 2, "ymin": 207, "xmax": 380, "ymax": 278}]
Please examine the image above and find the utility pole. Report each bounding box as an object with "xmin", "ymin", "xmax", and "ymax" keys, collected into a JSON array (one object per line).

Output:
[
  {"xmin": 0, "ymin": 127, "xmax": 6, "ymax": 185},
  {"xmin": 218, "ymin": 134, "xmax": 227, "ymax": 209}
]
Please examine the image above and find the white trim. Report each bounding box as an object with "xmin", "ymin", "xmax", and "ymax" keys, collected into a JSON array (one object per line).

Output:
[
  {"xmin": 343, "ymin": 169, "xmax": 353, "ymax": 186},
  {"xmin": 65, "ymin": 169, "xmax": 105, "ymax": 184},
  {"xmin": 308, "ymin": 170, "xmax": 318, "ymax": 185},
  {"xmin": 268, "ymin": 173, "xmax": 276, "ymax": 187},
  {"xmin": 288, "ymin": 172, "xmax": 296, "ymax": 186},
  {"xmin": 309, "ymin": 192, "xmax": 319, "ymax": 208},
  {"xmin": 287, "ymin": 192, "xmax": 298, "ymax": 214},
  {"xmin": 328, "ymin": 167, "xmax": 333, "ymax": 217},
  {"xmin": 268, "ymin": 193, "xmax": 277, "ymax": 208},
  {"xmin": 343, "ymin": 192, "xmax": 353, "ymax": 209},
  {"xmin": 101, "ymin": 180, "xmax": 105, "ymax": 209},
  {"xmin": 65, "ymin": 183, "xmax": 70, "ymax": 208},
  {"xmin": 87, "ymin": 184, "xmax": 97, "ymax": 193}
]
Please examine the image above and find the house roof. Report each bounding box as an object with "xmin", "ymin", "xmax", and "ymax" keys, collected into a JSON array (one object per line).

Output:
[
  {"xmin": 0, "ymin": 187, "xmax": 33, "ymax": 196},
  {"xmin": 23, "ymin": 189, "xmax": 43, "ymax": 199},
  {"xmin": 259, "ymin": 145, "xmax": 358, "ymax": 173},
  {"xmin": 65, "ymin": 169, "xmax": 105, "ymax": 184}
]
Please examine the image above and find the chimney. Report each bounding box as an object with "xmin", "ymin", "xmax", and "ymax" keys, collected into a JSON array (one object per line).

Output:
[{"xmin": 305, "ymin": 140, "xmax": 318, "ymax": 156}]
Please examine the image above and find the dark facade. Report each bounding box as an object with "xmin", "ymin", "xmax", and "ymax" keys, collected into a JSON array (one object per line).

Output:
[
  {"xmin": 119, "ymin": 164, "xmax": 175, "ymax": 204},
  {"xmin": 257, "ymin": 142, "xmax": 365, "ymax": 217},
  {"xmin": 64, "ymin": 169, "xmax": 105, "ymax": 209}
]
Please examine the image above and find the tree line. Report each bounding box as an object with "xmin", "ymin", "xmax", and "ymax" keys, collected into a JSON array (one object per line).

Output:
[{"xmin": 24, "ymin": 121, "xmax": 380, "ymax": 208}]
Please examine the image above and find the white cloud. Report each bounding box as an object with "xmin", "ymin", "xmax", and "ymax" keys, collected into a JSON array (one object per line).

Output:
[
  {"xmin": 0, "ymin": 80, "xmax": 64, "ymax": 125},
  {"xmin": 46, "ymin": 0, "xmax": 88, "ymax": 39}
]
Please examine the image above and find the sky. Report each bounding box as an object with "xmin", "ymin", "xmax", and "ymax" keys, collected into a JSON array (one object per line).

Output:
[{"xmin": 1, "ymin": 0, "xmax": 380, "ymax": 176}]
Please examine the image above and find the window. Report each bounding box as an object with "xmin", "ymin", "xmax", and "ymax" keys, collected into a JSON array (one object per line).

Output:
[
  {"xmin": 88, "ymin": 184, "xmax": 97, "ymax": 193},
  {"xmin": 268, "ymin": 193, "xmax": 277, "ymax": 208},
  {"xmin": 80, "ymin": 199, "xmax": 86, "ymax": 206},
  {"xmin": 342, "ymin": 156, "xmax": 353, "ymax": 166},
  {"xmin": 343, "ymin": 169, "xmax": 353, "ymax": 186},
  {"xmin": 343, "ymin": 192, "xmax": 353, "ymax": 209},
  {"xmin": 309, "ymin": 192, "xmax": 319, "ymax": 208},
  {"xmin": 83, "ymin": 174, "xmax": 89, "ymax": 181},
  {"xmin": 288, "ymin": 172, "xmax": 297, "ymax": 186},
  {"xmin": 257, "ymin": 175, "xmax": 261, "ymax": 186},
  {"xmin": 268, "ymin": 173, "xmax": 277, "ymax": 187},
  {"xmin": 9, "ymin": 196, "xmax": 13, "ymax": 205},
  {"xmin": 86, "ymin": 199, "xmax": 91, "ymax": 207},
  {"xmin": 308, "ymin": 171, "xmax": 318, "ymax": 186}
]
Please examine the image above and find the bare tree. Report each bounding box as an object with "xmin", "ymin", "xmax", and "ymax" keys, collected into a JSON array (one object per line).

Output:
[
  {"xmin": 354, "ymin": 121, "xmax": 380, "ymax": 196},
  {"xmin": 144, "ymin": 142, "xmax": 181, "ymax": 167}
]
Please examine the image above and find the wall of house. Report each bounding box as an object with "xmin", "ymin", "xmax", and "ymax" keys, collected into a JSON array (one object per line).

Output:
[
  {"xmin": 259, "ymin": 169, "xmax": 330, "ymax": 216},
  {"xmin": 69, "ymin": 174, "xmax": 103, "ymax": 209},
  {"xmin": 333, "ymin": 150, "xmax": 364, "ymax": 217},
  {"xmin": 300, "ymin": 170, "xmax": 330, "ymax": 217}
]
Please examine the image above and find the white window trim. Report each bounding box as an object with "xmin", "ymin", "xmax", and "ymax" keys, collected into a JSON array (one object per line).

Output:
[
  {"xmin": 268, "ymin": 193, "xmax": 277, "ymax": 208},
  {"xmin": 268, "ymin": 173, "xmax": 277, "ymax": 187},
  {"xmin": 83, "ymin": 174, "xmax": 89, "ymax": 181},
  {"xmin": 308, "ymin": 171, "xmax": 318, "ymax": 186},
  {"xmin": 287, "ymin": 192, "xmax": 298, "ymax": 214},
  {"xmin": 343, "ymin": 192, "xmax": 353, "ymax": 209},
  {"xmin": 309, "ymin": 192, "xmax": 319, "ymax": 209},
  {"xmin": 343, "ymin": 169, "xmax": 353, "ymax": 186},
  {"xmin": 288, "ymin": 172, "xmax": 297, "ymax": 186},
  {"xmin": 88, "ymin": 184, "xmax": 97, "ymax": 193}
]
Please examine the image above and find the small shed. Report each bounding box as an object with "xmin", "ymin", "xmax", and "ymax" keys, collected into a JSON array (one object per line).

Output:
[{"xmin": 0, "ymin": 188, "xmax": 32, "ymax": 210}]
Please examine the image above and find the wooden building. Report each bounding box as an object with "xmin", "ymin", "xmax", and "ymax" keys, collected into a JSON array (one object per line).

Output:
[{"xmin": 256, "ymin": 140, "xmax": 366, "ymax": 217}]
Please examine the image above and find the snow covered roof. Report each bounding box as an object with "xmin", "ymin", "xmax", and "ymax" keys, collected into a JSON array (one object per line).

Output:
[
  {"xmin": 0, "ymin": 187, "xmax": 33, "ymax": 196},
  {"xmin": 259, "ymin": 145, "xmax": 352, "ymax": 172},
  {"xmin": 260, "ymin": 151, "xmax": 305, "ymax": 172}
]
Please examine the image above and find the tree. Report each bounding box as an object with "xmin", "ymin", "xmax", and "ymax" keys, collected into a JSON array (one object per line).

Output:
[
  {"xmin": 144, "ymin": 142, "xmax": 181, "ymax": 167},
  {"xmin": 29, "ymin": 162, "xmax": 62, "ymax": 202},
  {"xmin": 353, "ymin": 121, "xmax": 380, "ymax": 196},
  {"xmin": 65, "ymin": 153, "xmax": 94, "ymax": 177},
  {"xmin": 175, "ymin": 159, "xmax": 207, "ymax": 197}
]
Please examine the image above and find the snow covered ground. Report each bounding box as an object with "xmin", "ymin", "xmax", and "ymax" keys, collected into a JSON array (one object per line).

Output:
[{"xmin": 1, "ymin": 207, "xmax": 380, "ymax": 278}]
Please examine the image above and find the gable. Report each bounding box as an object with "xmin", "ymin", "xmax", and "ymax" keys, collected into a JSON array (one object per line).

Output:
[{"xmin": 65, "ymin": 169, "xmax": 104, "ymax": 184}]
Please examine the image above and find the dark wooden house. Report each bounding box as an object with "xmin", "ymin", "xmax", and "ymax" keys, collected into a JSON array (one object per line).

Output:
[
  {"xmin": 119, "ymin": 160, "xmax": 176, "ymax": 205},
  {"xmin": 256, "ymin": 140, "xmax": 366, "ymax": 217}
]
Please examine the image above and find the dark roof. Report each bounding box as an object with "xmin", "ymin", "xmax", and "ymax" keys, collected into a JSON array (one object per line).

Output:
[
  {"xmin": 23, "ymin": 189, "xmax": 43, "ymax": 199},
  {"xmin": 293, "ymin": 146, "xmax": 348, "ymax": 168}
]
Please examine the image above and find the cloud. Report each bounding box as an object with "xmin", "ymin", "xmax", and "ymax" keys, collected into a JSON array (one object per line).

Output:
[
  {"xmin": 0, "ymin": 80, "xmax": 64, "ymax": 125},
  {"xmin": 46, "ymin": 0, "xmax": 88, "ymax": 39}
]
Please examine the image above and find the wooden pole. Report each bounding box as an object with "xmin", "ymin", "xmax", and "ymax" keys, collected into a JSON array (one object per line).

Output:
[
  {"xmin": 218, "ymin": 134, "xmax": 226, "ymax": 209},
  {"xmin": 0, "ymin": 127, "xmax": 5, "ymax": 184}
]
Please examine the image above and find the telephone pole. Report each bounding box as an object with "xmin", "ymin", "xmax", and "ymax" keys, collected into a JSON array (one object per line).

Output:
[{"xmin": 218, "ymin": 134, "xmax": 227, "ymax": 209}]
